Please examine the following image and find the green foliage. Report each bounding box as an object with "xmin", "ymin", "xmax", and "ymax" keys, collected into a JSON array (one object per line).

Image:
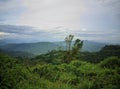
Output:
[
  {"xmin": 99, "ymin": 56, "xmax": 120, "ymax": 69},
  {"xmin": 79, "ymin": 45, "xmax": 120, "ymax": 63},
  {"xmin": 99, "ymin": 45, "xmax": 120, "ymax": 60},
  {"xmin": 32, "ymin": 50, "xmax": 63, "ymax": 64},
  {"xmin": 64, "ymin": 35, "xmax": 83, "ymax": 63},
  {"xmin": 0, "ymin": 52, "xmax": 25, "ymax": 89},
  {"xmin": 0, "ymin": 44, "xmax": 120, "ymax": 89},
  {"xmin": 70, "ymin": 60, "xmax": 82, "ymax": 67}
]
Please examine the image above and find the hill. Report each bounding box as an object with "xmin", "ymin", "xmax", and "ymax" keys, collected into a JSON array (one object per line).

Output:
[
  {"xmin": 0, "ymin": 42, "xmax": 58, "ymax": 55},
  {"xmin": 0, "ymin": 48, "xmax": 35, "ymax": 58},
  {"xmin": 81, "ymin": 40, "xmax": 106, "ymax": 52},
  {"xmin": 0, "ymin": 43, "xmax": 120, "ymax": 89},
  {"xmin": 0, "ymin": 40, "xmax": 106, "ymax": 55},
  {"xmin": 54, "ymin": 40, "xmax": 106, "ymax": 52}
]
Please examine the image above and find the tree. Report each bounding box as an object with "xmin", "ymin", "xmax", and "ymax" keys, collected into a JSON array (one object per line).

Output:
[
  {"xmin": 64, "ymin": 35, "xmax": 83, "ymax": 63},
  {"xmin": 65, "ymin": 34, "xmax": 74, "ymax": 52},
  {"xmin": 72, "ymin": 39, "xmax": 83, "ymax": 56}
]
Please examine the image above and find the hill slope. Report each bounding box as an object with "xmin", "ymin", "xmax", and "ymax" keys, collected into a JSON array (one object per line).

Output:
[
  {"xmin": 0, "ymin": 42, "xmax": 58, "ymax": 55},
  {"xmin": 0, "ymin": 41, "xmax": 106, "ymax": 55},
  {"xmin": 82, "ymin": 40, "xmax": 106, "ymax": 52}
]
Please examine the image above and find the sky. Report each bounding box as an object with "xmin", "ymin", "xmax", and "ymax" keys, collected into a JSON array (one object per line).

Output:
[{"xmin": 0, "ymin": 0, "xmax": 120, "ymax": 43}]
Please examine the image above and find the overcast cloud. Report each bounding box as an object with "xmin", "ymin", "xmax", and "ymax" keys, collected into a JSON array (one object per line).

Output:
[{"xmin": 0, "ymin": 0, "xmax": 120, "ymax": 43}]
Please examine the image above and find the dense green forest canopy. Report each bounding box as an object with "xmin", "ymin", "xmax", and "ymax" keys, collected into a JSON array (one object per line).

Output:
[
  {"xmin": 32, "ymin": 45, "xmax": 120, "ymax": 64},
  {"xmin": 0, "ymin": 36, "xmax": 120, "ymax": 89}
]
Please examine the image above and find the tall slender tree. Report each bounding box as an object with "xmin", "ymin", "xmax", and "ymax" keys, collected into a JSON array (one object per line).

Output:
[
  {"xmin": 65, "ymin": 35, "xmax": 74, "ymax": 52},
  {"xmin": 64, "ymin": 35, "xmax": 83, "ymax": 63}
]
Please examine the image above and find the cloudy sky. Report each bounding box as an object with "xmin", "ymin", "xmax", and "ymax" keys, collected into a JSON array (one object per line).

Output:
[{"xmin": 0, "ymin": 0, "xmax": 120, "ymax": 43}]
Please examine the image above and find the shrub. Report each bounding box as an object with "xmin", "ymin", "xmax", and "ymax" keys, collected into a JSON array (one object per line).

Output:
[{"xmin": 100, "ymin": 56, "xmax": 120, "ymax": 69}]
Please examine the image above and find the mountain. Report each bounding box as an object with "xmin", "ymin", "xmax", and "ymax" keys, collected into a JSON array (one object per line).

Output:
[
  {"xmin": 0, "ymin": 40, "xmax": 8, "ymax": 46},
  {"xmin": 0, "ymin": 48, "xmax": 35, "ymax": 58},
  {"xmin": 81, "ymin": 40, "xmax": 106, "ymax": 52},
  {"xmin": 53, "ymin": 40, "xmax": 106, "ymax": 52},
  {"xmin": 0, "ymin": 41, "xmax": 106, "ymax": 55},
  {"xmin": 0, "ymin": 42, "xmax": 58, "ymax": 55}
]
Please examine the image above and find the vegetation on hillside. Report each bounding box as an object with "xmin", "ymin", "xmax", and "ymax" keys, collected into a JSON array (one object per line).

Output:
[{"xmin": 0, "ymin": 35, "xmax": 120, "ymax": 89}]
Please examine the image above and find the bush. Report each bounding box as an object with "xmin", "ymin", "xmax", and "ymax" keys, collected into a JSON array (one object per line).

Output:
[
  {"xmin": 70, "ymin": 60, "xmax": 82, "ymax": 67},
  {"xmin": 100, "ymin": 56, "xmax": 120, "ymax": 69},
  {"xmin": 0, "ymin": 53, "xmax": 25, "ymax": 89}
]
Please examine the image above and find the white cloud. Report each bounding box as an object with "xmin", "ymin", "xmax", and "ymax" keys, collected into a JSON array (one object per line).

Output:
[
  {"xmin": 18, "ymin": 0, "xmax": 120, "ymax": 30},
  {"xmin": 0, "ymin": 32, "xmax": 9, "ymax": 36},
  {"xmin": 19, "ymin": 0, "xmax": 84, "ymax": 29},
  {"xmin": 0, "ymin": 0, "xmax": 120, "ymax": 43}
]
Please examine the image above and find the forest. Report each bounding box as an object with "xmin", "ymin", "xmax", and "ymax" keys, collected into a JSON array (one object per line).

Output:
[{"xmin": 0, "ymin": 35, "xmax": 120, "ymax": 89}]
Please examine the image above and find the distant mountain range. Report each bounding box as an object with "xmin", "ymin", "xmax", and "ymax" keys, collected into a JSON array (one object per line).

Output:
[
  {"xmin": 0, "ymin": 42, "xmax": 58, "ymax": 55},
  {"xmin": 81, "ymin": 40, "xmax": 106, "ymax": 52},
  {"xmin": 0, "ymin": 40, "xmax": 106, "ymax": 57}
]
